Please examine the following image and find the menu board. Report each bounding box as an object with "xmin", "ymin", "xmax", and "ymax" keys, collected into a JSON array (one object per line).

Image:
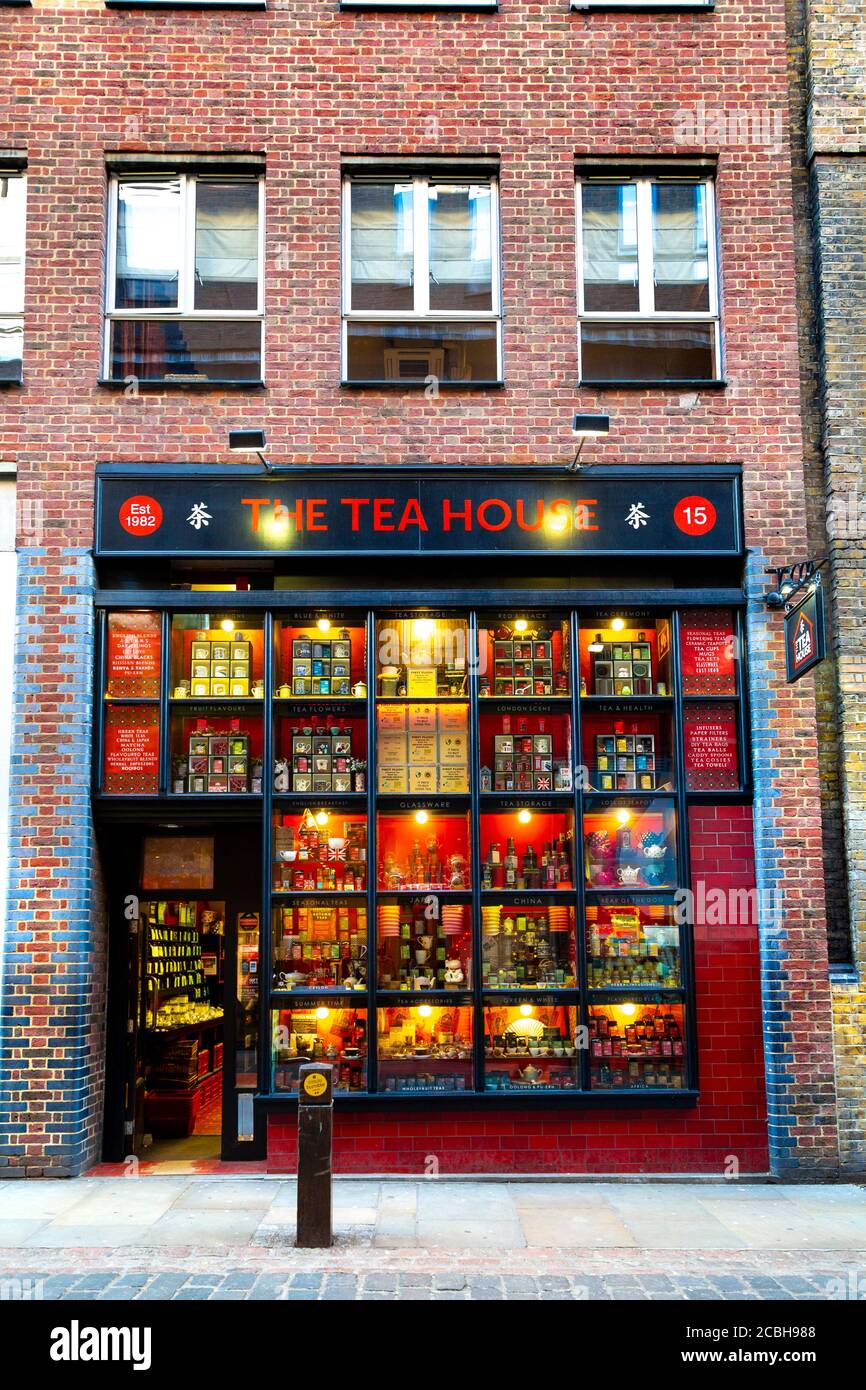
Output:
[
  {"xmin": 683, "ymin": 703, "xmax": 739, "ymax": 791},
  {"xmin": 103, "ymin": 705, "xmax": 160, "ymax": 794},
  {"xmin": 107, "ymin": 612, "xmax": 161, "ymax": 698},
  {"xmin": 679, "ymin": 610, "xmax": 736, "ymax": 695}
]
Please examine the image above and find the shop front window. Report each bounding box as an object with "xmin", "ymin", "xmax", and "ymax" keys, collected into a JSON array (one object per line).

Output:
[
  {"xmin": 273, "ymin": 1006, "xmax": 367, "ymax": 1093},
  {"xmin": 378, "ymin": 897, "xmax": 472, "ymax": 991},
  {"xmin": 583, "ymin": 798, "xmax": 678, "ymax": 891},
  {"xmin": 588, "ymin": 1002, "xmax": 686, "ymax": 1091},
  {"xmin": 377, "ymin": 1005, "xmax": 473, "ymax": 1094},
  {"xmin": 483, "ymin": 1003, "xmax": 580, "ymax": 1091}
]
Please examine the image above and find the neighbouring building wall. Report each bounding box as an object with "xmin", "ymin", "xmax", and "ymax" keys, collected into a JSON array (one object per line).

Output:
[{"xmin": 0, "ymin": 472, "xmax": 16, "ymax": 1090}]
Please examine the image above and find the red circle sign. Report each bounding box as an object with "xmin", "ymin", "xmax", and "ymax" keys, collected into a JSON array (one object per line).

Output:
[
  {"xmin": 119, "ymin": 495, "xmax": 163, "ymax": 536},
  {"xmin": 674, "ymin": 495, "xmax": 717, "ymax": 537}
]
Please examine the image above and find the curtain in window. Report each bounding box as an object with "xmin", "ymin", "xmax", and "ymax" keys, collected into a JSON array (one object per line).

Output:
[
  {"xmin": 428, "ymin": 184, "xmax": 492, "ymax": 309},
  {"xmin": 115, "ymin": 179, "xmax": 182, "ymax": 309},
  {"xmin": 581, "ymin": 184, "xmax": 639, "ymax": 312},
  {"xmin": 350, "ymin": 183, "xmax": 414, "ymax": 297},
  {"xmin": 194, "ymin": 182, "xmax": 259, "ymax": 310},
  {"xmin": 652, "ymin": 184, "xmax": 709, "ymax": 310}
]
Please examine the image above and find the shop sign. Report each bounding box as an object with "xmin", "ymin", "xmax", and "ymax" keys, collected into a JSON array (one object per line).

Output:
[
  {"xmin": 106, "ymin": 612, "xmax": 161, "ymax": 698},
  {"xmin": 785, "ymin": 587, "xmax": 826, "ymax": 683},
  {"xmin": 683, "ymin": 703, "xmax": 739, "ymax": 791},
  {"xmin": 103, "ymin": 706, "xmax": 160, "ymax": 794},
  {"xmin": 679, "ymin": 609, "xmax": 737, "ymax": 695},
  {"xmin": 96, "ymin": 467, "xmax": 743, "ymax": 559}
]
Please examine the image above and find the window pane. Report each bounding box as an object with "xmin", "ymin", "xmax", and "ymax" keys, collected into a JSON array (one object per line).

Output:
[
  {"xmin": 484, "ymin": 1004, "xmax": 580, "ymax": 1091},
  {"xmin": 0, "ymin": 320, "xmax": 23, "ymax": 381},
  {"xmin": 109, "ymin": 318, "xmax": 262, "ymax": 381},
  {"xmin": 0, "ymin": 175, "xmax": 25, "ymax": 315},
  {"xmin": 581, "ymin": 183, "xmax": 639, "ymax": 312},
  {"xmin": 195, "ymin": 181, "xmax": 259, "ymax": 311},
  {"xmin": 428, "ymin": 183, "xmax": 493, "ymax": 311},
  {"xmin": 345, "ymin": 320, "xmax": 498, "ymax": 382},
  {"xmin": 580, "ymin": 320, "xmax": 715, "ymax": 381},
  {"xmin": 350, "ymin": 182, "xmax": 414, "ymax": 311},
  {"xmin": 115, "ymin": 179, "xmax": 181, "ymax": 309},
  {"xmin": 652, "ymin": 182, "xmax": 710, "ymax": 312}
]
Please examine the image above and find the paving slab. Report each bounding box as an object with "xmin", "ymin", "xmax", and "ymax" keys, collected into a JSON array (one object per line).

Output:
[
  {"xmin": 416, "ymin": 1218, "xmax": 527, "ymax": 1249},
  {"xmin": 143, "ymin": 1210, "xmax": 263, "ymax": 1245},
  {"xmin": 22, "ymin": 1224, "xmax": 153, "ymax": 1249},
  {"xmin": 0, "ymin": 1220, "xmax": 52, "ymax": 1245},
  {"xmin": 171, "ymin": 1181, "xmax": 285, "ymax": 1211},
  {"xmin": 519, "ymin": 1208, "xmax": 638, "ymax": 1248}
]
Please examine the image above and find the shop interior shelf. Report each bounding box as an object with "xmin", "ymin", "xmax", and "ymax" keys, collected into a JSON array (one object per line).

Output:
[
  {"xmin": 169, "ymin": 697, "xmax": 265, "ymax": 707},
  {"xmin": 479, "ymin": 887, "xmax": 577, "ymax": 899},
  {"xmin": 480, "ymin": 696, "xmax": 572, "ymax": 709},
  {"xmin": 580, "ymin": 695, "xmax": 673, "ymax": 707},
  {"xmin": 271, "ymin": 888, "xmax": 367, "ymax": 899}
]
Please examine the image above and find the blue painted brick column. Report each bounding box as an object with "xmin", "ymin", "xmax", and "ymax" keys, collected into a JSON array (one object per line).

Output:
[{"xmin": 0, "ymin": 549, "xmax": 106, "ymax": 1177}]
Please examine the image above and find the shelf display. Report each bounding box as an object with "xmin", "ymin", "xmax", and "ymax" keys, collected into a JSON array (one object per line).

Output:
[
  {"xmin": 584, "ymin": 799, "xmax": 677, "ymax": 890},
  {"xmin": 588, "ymin": 1003, "xmax": 686, "ymax": 1090},
  {"xmin": 377, "ymin": 809, "xmax": 470, "ymax": 890},
  {"xmin": 141, "ymin": 899, "xmax": 225, "ymax": 1031},
  {"xmin": 477, "ymin": 617, "xmax": 570, "ymax": 697},
  {"xmin": 483, "ymin": 1004, "xmax": 580, "ymax": 1090},
  {"xmin": 275, "ymin": 719, "xmax": 366, "ymax": 794},
  {"xmin": 579, "ymin": 616, "xmax": 672, "ymax": 698},
  {"xmin": 377, "ymin": 898, "xmax": 472, "ymax": 990},
  {"xmin": 105, "ymin": 611, "xmax": 161, "ymax": 699},
  {"xmin": 679, "ymin": 609, "xmax": 737, "ymax": 695},
  {"xmin": 272, "ymin": 811, "xmax": 367, "ymax": 892},
  {"xmin": 581, "ymin": 707, "xmax": 675, "ymax": 792},
  {"xmin": 272, "ymin": 1006, "xmax": 367, "ymax": 1092},
  {"xmin": 375, "ymin": 616, "xmax": 469, "ymax": 697},
  {"xmin": 377, "ymin": 1006, "xmax": 473, "ymax": 1093},
  {"xmin": 478, "ymin": 709, "xmax": 572, "ymax": 793},
  {"xmin": 481, "ymin": 903, "xmax": 576, "ymax": 988},
  {"xmin": 171, "ymin": 615, "xmax": 264, "ymax": 700},
  {"xmin": 276, "ymin": 619, "xmax": 366, "ymax": 699},
  {"xmin": 585, "ymin": 900, "xmax": 681, "ymax": 989},
  {"xmin": 480, "ymin": 811, "xmax": 574, "ymax": 890},
  {"xmin": 377, "ymin": 702, "xmax": 469, "ymax": 795},
  {"xmin": 171, "ymin": 713, "xmax": 263, "ymax": 794},
  {"xmin": 272, "ymin": 901, "xmax": 368, "ymax": 990}
]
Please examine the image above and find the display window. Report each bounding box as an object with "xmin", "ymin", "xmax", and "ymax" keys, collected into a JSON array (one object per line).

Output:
[
  {"xmin": 478, "ymin": 707, "xmax": 572, "ymax": 794},
  {"xmin": 480, "ymin": 809, "xmax": 575, "ymax": 890},
  {"xmin": 170, "ymin": 711, "xmax": 264, "ymax": 795},
  {"xmin": 679, "ymin": 608, "xmax": 737, "ymax": 696},
  {"xmin": 585, "ymin": 899, "xmax": 681, "ymax": 990},
  {"xmin": 271, "ymin": 810, "xmax": 367, "ymax": 893},
  {"xmin": 581, "ymin": 706, "xmax": 675, "ymax": 793},
  {"xmin": 579, "ymin": 614, "xmax": 672, "ymax": 698},
  {"xmin": 375, "ymin": 615, "xmax": 469, "ymax": 698},
  {"xmin": 105, "ymin": 611, "xmax": 162, "ymax": 699},
  {"xmin": 377, "ymin": 1005, "xmax": 473, "ymax": 1094},
  {"xmin": 477, "ymin": 616, "xmax": 570, "ymax": 698},
  {"xmin": 272, "ymin": 1006, "xmax": 367, "ymax": 1093},
  {"xmin": 483, "ymin": 1003, "xmax": 580, "ymax": 1091},
  {"xmin": 275, "ymin": 617, "xmax": 367, "ymax": 700},
  {"xmin": 588, "ymin": 1002, "xmax": 686, "ymax": 1091},
  {"xmin": 274, "ymin": 713, "xmax": 367, "ymax": 796},
  {"xmin": 376, "ymin": 701, "xmax": 469, "ymax": 795},
  {"xmin": 377, "ymin": 897, "xmax": 472, "ymax": 991},
  {"xmin": 170, "ymin": 614, "xmax": 265, "ymax": 700},
  {"xmin": 584, "ymin": 798, "xmax": 677, "ymax": 890},
  {"xmin": 272, "ymin": 901, "xmax": 368, "ymax": 991},
  {"xmin": 377, "ymin": 808, "xmax": 471, "ymax": 891},
  {"xmin": 481, "ymin": 903, "xmax": 576, "ymax": 989}
]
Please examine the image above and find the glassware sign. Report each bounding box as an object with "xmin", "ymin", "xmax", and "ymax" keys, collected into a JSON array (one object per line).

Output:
[
  {"xmin": 679, "ymin": 609, "xmax": 736, "ymax": 694},
  {"xmin": 106, "ymin": 612, "xmax": 161, "ymax": 698}
]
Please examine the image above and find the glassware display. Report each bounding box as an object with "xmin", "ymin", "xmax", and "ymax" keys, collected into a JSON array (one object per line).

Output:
[
  {"xmin": 375, "ymin": 615, "xmax": 469, "ymax": 698},
  {"xmin": 271, "ymin": 810, "xmax": 367, "ymax": 893},
  {"xmin": 579, "ymin": 615, "xmax": 672, "ymax": 698},
  {"xmin": 272, "ymin": 1007, "xmax": 367, "ymax": 1092},
  {"xmin": 481, "ymin": 903, "xmax": 576, "ymax": 988},
  {"xmin": 275, "ymin": 618, "xmax": 367, "ymax": 700},
  {"xmin": 377, "ymin": 1005, "xmax": 473, "ymax": 1093},
  {"xmin": 588, "ymin": 1002, "xmax": 686, "ymax": 1090},
  {"xmin": 477, "ymin": 616, "xmax": 570, "ymax": 698},
  {"xmin": 483, "ymin": 1003, "xmax": 580, "ymax": 1090},
  {"xmin": 272, "ymin": 901, "xmax": 368, "ymax": 991},
  {"xmin": 377, "ymin": 809, "xmax": 470, "ymax": 891},
  {"xmin": 377, "ymin": 898, "xmax": 472, "ymax": 991},
  {"xmin": 480, "ymin": 810, "xmax": 575, "ymax": 890},
  {"xmin": 585, "ymin": 900, "xmax": 681, "ymax": 989},
  {"xmin": 583, "ymin": 799, "xmax": 677, "ymax": 890}
]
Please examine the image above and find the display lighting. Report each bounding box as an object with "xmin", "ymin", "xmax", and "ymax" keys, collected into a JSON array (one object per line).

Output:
[
  {"xmin": 317, "ymin": 618, "xmax": 331, "ymax": 633},
  {"xmin": 517, "ymin": 809, "xmax": 532, "ymax": 825},
  {"xmin": 417, "ymin": 1004, "xmax": 433, "ymax": 1019},
  {"xmin": 315, "ymin": 1007, "xmax": 331, "ymax": 1021},
  {"xmin": 415, "ymin": 810, "xmax": 429, "ymax": 825},
  {"xmin": 611, "ymin": 617, "xmax": 625, "ymax": 632},
  {"xmin": 514, "ymin": 619, "xmax": 528, "ymax": 634},
  {"xmin": 219, "ymin": 618, "xmax": 235, "ymax": 633}
]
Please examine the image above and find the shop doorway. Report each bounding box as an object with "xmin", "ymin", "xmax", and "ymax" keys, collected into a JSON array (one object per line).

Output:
[{"xmin": 101, "ymin": 822, "xmax": 262, "ymax": 1165}]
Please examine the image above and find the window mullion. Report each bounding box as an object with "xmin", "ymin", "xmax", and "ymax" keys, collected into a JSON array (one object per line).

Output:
[
  {"xmin": 414, "ymin": 177, "xmax": 430, "ymax": 315},
  {"xmin": 182, "ymin": 175, "xmax": 195, "ymax": 314},
  {"xmin": 636, "ymin": 180, "xmax": 655, "ymax": 315}
]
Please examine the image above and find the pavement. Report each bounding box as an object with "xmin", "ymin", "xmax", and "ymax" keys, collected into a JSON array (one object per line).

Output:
[{"xmin": 1, "ymin": 1177, "xmax": 865, "ymax": 1300}]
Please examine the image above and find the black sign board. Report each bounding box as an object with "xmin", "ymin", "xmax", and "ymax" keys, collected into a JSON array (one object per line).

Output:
[
  {"xmin": 95, "ymin": 465, "xmax": 743, "ymax": 559},
  {"xmin": 785, "ymin": 586, "xmax": 826, "ymax": 683}
]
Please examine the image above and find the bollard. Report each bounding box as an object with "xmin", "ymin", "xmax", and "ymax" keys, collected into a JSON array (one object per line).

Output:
[{"xmin": 296, "ymin": 1062, "xmax": 334, "ymax": 1248}]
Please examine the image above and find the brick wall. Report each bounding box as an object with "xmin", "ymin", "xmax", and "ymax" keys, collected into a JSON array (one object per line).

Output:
[
  {"xmin": 268, "ymin": 805, "xmax": 769, "ymax": 1174},
  {"xmin": 0, "ymin": 0, "xmax": 839, "ymax": 1173}
]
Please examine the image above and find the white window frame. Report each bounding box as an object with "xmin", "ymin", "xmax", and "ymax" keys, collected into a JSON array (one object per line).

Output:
[
  {"xmin": 575, "ymin": 174, "xmax": 720, "ymax": 380},
  {"xmin": 342, "ymin": 172, "xmax": 502, "ymax": 382},
  {"xmin": 104, "ymin": 172, "xmax": 265, "ymax": 380},
  {"xmin": 0, "ymin": 172, "xmax": 26, "ymax": 381}
]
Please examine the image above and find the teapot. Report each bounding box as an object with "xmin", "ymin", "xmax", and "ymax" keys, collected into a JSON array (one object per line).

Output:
[{"xmin": 520, "ymin": 1063, "xmax": 543, "ymax": 1084}]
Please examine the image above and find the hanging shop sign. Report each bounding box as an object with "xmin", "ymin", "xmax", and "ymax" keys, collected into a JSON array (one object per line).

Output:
[
  {"xmin": 785, "ymin": 586, "xmax": 826, "ymax": 683},
  {"xmin": 95, "ymin": 466, "xmax": 743, "ymax": 559}
]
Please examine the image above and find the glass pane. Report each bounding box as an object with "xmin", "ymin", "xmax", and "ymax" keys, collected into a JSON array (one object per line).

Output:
[
  {"xmin": 106, "ymin": 611, "xmax": 161, "ymax": 699},
  {"xmin": 679, "ymin": 608, "xmax": 737, "ymax": 694},
  {"xmin": 273, "ymin": 1007, "xmax": 367, "ymax": 1093},
  {"xmin": 376, "ymin": 615, "xmax": 470, "ymax": 699},
  {"xmin": 0, "ymin": 174, "xmax": 26, "ymax": 314},
  {"xmin": 350, "ymin": 182, "xmax": 414, "ymax": 311},
  {"xmin": 171, "ymin": 713, "xmax": 263, "ymax": 795},
  {"xmin": 273, "ymin": 900, "xmax": 368, "ymax": 990},
  {"xmin": 345, "ymin": 321, "xmax": 498, "ymax": 383},
  {"xmin": 481, "ymin": 903, "xmax": 576, "ymax": 989},
  {"xmin": 652, "ymin": 182, "xmax": 710, "ymax": 312},
  {"xmin": 480, "ymin": 809, "xmax": 575, "ymax": 890},
  {"xmin": 580, "ymin": 614, "xmax": 673, "ymax": 699},
  {"xmin": 582, "ymin": 711, "xmax": 675, "ymax": 794},
  {"xmin": 378, "ymin": 1005, "xmax": 473, "ymax": 1094},
  {"xmin": 275, "ymin": 618, "xmax": 366, "ymax": 701},
  {"xmin": 484, "ymin": 1004, "xmax": 580, "ymax": 1090},
  {"xmin": 478, "ymin": 616, "xmax": 571, "ymax": 699},
  {"xmin": 141, "ymin": 899, "xmax": 225, "ymax": 1029},
  {"xmin": 109, "ymin": 318, "xmax": 262, "ymax": 381},
  {"xmin": 580, "ymin": 321, "xmax": 716, "ymax": 381},
  {"xmin": 170, "ymin": 614, "xmax": 264, "ymax": 699},
  {"xmin": 272, "ymin": 810, "xmax": 368, "ymax": 894},
  {"xmin": 377, "ymin": 703, "xmax": 469, "ymax": 796},
  {"xmin": 115, "ymin": 178, "xmax": 181, "ymax": 309},
  {"xmin": 583, "ymin": 798, "xmax": 678, "ymax": 890},
  {"xmin": 683, "ymin": 701, "xmax": 740, "ymax": 791},
  {"xmin": 236, "ymin": 910, "xmax": 260, "ymax": 1111},
  {"xmin": 195, "ymin": 181, "xmax": 259, "ymax": 311},
  {"xmin": 103, "ymin": 704, "xmax": 160, "ymax": 794},
  {"xmin": 586, "ymin": 899, "xmax": 681, "ymax": 989},
  {"xmin": 589, "ymin": 1002, "xmax": 686, "ymax": 1090},
  {"xmin": 0, "ymin": 320, "xmax": 22, "ymax": 381},
  {"xmin": 478, "ymin": 708, "xmax": 573, "ymax": 794},
  {"xmin": 377, "ymin": 810, "xmax": 470, "ymax": 891},
  {"xmin": 581, "ymin": 183, "xmax": 639, "ymax": 312},
  {"xmin": 377, "ymin": 897, "xmax": 472, "ymax": 991},
  {"xmin": 274, "ymin": 717, "xmax": 367, "ymax": 796},
  {"xmin": 428, "ymin": 183, "xmax": 493, "ymax": 311}
]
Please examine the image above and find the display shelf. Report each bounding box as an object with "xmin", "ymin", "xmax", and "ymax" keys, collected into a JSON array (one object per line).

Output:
[
  {"xmin": 480, "ymin": 696, "xmax": 573, "ymax": 710},
  {"xmin": 170, "ymin": 698, "xmax": 265, "ymax": 707},
  {"xmin": 480, "ymin": 888, "xmax": 577, "ymax": 900},
  {"xmin": 272, "ymin": 889, "xmax": 368, "ymax": 899},
  {"xmin": 480, "ymin": 792, "xmax": 574, "ymax": 805},
  {"xmin": 272, "ymin": 792, "xmax": 368, "ymax": 805},
  {"xmin": 580, "ymin": 695, "xmax": 673, "ymax": 707}
]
